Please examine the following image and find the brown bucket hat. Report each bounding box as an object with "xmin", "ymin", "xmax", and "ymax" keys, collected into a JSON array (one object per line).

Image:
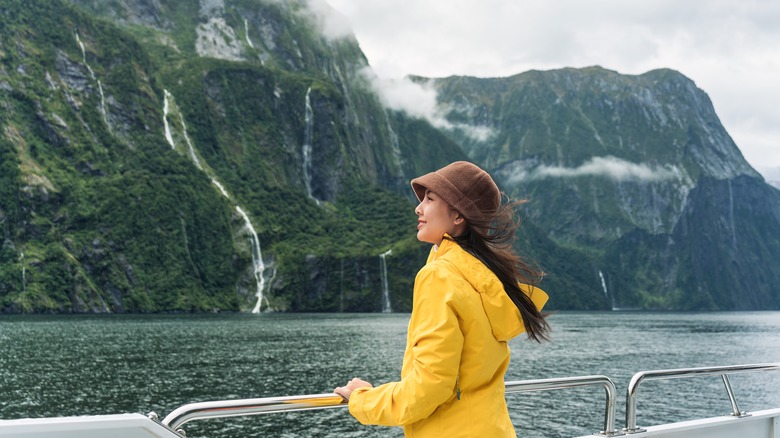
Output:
[{"xmin": 411, "ymin": 161, "xmax": 501, "ymax": 223}]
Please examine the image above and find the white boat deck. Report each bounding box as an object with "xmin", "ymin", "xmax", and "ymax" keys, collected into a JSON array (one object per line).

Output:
[
  {"xmin": 2, "ymin": 408, "xmax": 778, "ymax": 438},
  {"xmin": 576, "ymin": 407, "xmax": 780, "ymax": 438},
  {"xmin": 0, "ymin": 413, "xmax": 181, "ymax": 438}
]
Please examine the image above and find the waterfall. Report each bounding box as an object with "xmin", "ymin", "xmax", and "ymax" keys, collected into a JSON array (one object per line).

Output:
[
  {"xmin": 236, "ymin": 206, "xmax": 268, "ymax": 313},
  {"xmin": 163, "ymin": 90, "xmax": 175, "ymax": 148},
  {"xmin": 75, "ymin": 33, "xmax": 108, "ymax": 128},
  {"xmin": 178, "ymin": 112, "xmax": 201, "ymax": 170},
  {"xmin": 302, "ymin": 87, "xmax": 319, "ymax": 204},
  {"xmin": 75, "ymin": 33, "xmax": 95, "ymax": 80},
  {"xmin": 20, "ymin": 252, "xmax": 26, "ymax": 293},
  {"xmin": 163, "ymin": 90, "xmax": 202, "ymax": 169},
  {"xmin": 244, "ymin": 19, "xmax": 255, "ymax": 48},
  {"xmin": 384, "ymin": 110, "xmax": 405, "ymax": 180},
  {"xmin": 164, "ymin": 90, "xmax": 272, "ymax": 312},
  {"xmin": 598, "ymin": 270, "xmax": 608, "ymax": 297},
  {"xmin": 598, "ymin": 269, "xmax": 610, "ymax": 310},
  {"xmin": 97, "ymin": 80, "xmax": 108, "ymax": 127},
  {"xmin": 211, "ymin": 179, "xmax": 230, "ymax": 199},
  {"xmin": 379, "ymin": 249, "xmax": 392, "ymax": 313},
  {"xmin": 600, "ymin": 270, "xmax": 619, "ymax": 311}
]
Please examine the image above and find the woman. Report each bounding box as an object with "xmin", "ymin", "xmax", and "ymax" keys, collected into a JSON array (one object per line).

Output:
[{"xmin": 335, "ymin": 161, "xmax": 550, "ymax": 437}]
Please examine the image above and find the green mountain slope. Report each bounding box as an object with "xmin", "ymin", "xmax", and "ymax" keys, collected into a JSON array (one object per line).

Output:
[
  {"xmin": 0, "ymin": 0, "xmax": 463, "ymax": 312},
  {"xmin": 2, "ymin": 1, "xmax": 777, "ymax": 312},
  {"xmin": 432, "ymin": 68, "xmax": 780, "ymax": 310}
]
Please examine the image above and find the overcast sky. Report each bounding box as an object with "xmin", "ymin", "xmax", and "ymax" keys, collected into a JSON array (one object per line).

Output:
[{"xmin": 323, "ymin": 0, "xmax": 780, "ymax": 178}]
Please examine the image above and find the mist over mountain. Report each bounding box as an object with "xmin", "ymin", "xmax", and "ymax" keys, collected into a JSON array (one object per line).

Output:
[{"xmin": 1, "ymin": 0, "xmax": 778, "ymax": 312}]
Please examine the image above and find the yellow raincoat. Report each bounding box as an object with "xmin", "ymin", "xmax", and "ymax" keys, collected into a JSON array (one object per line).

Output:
[{"xmin": 348, "ymin": 237, "xmax": 548, "ymax": 437}]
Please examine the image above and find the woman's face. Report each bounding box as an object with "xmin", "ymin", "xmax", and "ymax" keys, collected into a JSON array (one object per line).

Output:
[{"xmin": 415, "ymin": 190, "xmax": 464, "ymax": 246}]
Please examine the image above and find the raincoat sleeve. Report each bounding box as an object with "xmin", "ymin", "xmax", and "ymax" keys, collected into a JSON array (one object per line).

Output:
[{"xmin": 348, "ymin": 264, "xmax": 463, "ymax": 426}]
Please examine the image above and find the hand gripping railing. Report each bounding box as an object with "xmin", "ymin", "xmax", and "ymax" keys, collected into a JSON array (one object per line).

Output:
[
  {"xmin": 161, "ymin": 375, "xmax": 621, "ymax": 436},
  {"xmin": 624, "ymin": 362, "xmax": 780, "ymax": 434}
]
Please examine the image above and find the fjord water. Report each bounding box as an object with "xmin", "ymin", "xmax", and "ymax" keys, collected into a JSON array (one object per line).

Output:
[{"xmin": 1, "ymin": 312, "xmax": 779, "ymax": 437}]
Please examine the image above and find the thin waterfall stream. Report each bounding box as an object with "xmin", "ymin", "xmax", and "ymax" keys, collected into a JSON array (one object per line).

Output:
[
  {"xmin": 301, "ymin": 87, "xmax": 319, "ymax": 204},
  {"xmin": 163, "ymin": 90, "xmax": 175, "ymax": 148},
  {"xmin": 236, "ymin": 206, "xmax": 268, "ymax": 313},
  {"xmin": 75, "ymin": 33, "xmax": 108, "ymax": 129},
  {"xmin": 162, "ymin": 90, "xmax": 271, "ymax": 312},
  {"xmin": 380, "ymin": 250, "xmax": 392, "ymax": 313}
]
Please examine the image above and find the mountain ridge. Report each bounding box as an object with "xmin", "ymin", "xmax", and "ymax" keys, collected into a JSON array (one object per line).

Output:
[{"xmin": 1, "ymin": 0, "xmax": 778, "ymax": 312}]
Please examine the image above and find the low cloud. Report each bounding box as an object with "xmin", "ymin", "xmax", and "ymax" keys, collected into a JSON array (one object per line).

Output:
[
  {"xmin": 359, "ymin": 68, "xmax": 446, "ymax": 125},
  {"xmin": 358, "ymin": 67, "xmax": 494, "ymax": 141},
  {"xmin": 505, "ymin": 156, "xmax": 682, "ymax": 183},
  {"xmin": 303, "ymin": 0, "xmax": 354, "ymax": 40},
  {"xmin": 453, "ymin": 124, "xmax": 494, "ymax": 142}
]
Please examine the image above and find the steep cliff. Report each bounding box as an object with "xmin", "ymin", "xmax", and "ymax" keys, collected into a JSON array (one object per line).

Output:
[{"xmin": 432, "ymin": 67, "xmax": 780, "ymax": 309}]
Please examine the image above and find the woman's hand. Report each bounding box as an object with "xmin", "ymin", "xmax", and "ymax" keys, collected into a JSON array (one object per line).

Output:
[{"xmin": 334, "ymin": 377, "xmax": 373, "ymax": 401}]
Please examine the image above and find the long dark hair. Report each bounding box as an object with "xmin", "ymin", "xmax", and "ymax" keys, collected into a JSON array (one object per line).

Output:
[{"xmin": 448, "ymin": 198, "xmax": 550, "ymax": 342}]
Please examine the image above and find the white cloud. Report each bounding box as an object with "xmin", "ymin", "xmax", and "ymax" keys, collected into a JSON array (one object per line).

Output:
[
  {"xmin": 504, "ymin": 156, "xmax": 682, "ymax": 183},
  {"xmin": 358, "ymin": 67, "xmax": 495, "ymax": 141},
  {"xmin": 359, "ymin": 67, "xmax": 447, "ymax": 126},
  {"xmin": 456, "ymin": 125, "xmax": 493, "ymax": 142},
  {"xmin": 303, "ymin": 0, "xmax": 354, "ymax": 40}
]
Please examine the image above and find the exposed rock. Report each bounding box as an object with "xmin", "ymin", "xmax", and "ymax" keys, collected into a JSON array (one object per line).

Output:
[
  {"xmin": 55, "ymin": 50, "xmax": 91, "ymax": 95},
  {"xmin": 195, "ymin": 17, "xmax": 244, "ymax": 61}
]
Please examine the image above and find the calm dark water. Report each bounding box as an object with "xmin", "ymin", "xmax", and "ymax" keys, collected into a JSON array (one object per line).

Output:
[{"xmin": 1, "ymin": 312, "xmax": 779, "ymax": 437}]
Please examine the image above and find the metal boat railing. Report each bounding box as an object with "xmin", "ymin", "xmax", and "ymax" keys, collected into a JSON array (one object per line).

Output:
[
  {"xmin": 624, "ymin": 362, "xmax": 780, "ymax": 433},
  {"xmin": 161, "ymin": 375, "xmax": 620, "ymax": 436},
  {"xmin": 160, "ymin": 363, "xmax": 780, "ymax": 437},
  {"xmin": 160, "ymin": 393, "xmax": 347, "ymax": 434},
  {"xmin": 506, "ymin": 375, "xmax": 620, "ymax": 436}
]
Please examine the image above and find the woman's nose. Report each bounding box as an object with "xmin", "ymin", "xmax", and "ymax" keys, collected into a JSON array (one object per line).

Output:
[{"xmin": 414, "ymin": 203, "xmax": 422, "ymax": 215}]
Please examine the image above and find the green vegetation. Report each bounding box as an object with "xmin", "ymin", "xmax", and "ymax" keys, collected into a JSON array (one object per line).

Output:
[
  {"xmin": 0, "ymin": 0, "xmax": 451, "ymax": 313},
  {"xmin": 1, "ymin": 0, "xmax": 777, "ymax": 313}
]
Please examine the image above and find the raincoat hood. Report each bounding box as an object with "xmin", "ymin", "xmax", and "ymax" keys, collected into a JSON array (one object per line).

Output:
[{"xmin": 431, "ymin": 237, "xmax": 548, "ymax": 342}]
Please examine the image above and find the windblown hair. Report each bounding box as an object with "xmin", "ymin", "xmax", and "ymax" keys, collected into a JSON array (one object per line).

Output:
[{"xmin": 448, "ymin": 198, "xmax": 550, "ymax": 342}]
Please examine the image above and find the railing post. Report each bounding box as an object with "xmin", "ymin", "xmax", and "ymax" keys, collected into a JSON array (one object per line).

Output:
[
  {"xmin": 505, "ymin": 376, "xmax": 622, "ymax": 436},
  {"xmin": 600, "ymin": 378, "xmax": 621, "ymax": 437},
  {"xmin": 721, "ymin": 375, "xmax": 748, "ymax": 417},
  {"xmin": 624, "ymin": 373, "xmax": 646, "ymax": 434}
]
